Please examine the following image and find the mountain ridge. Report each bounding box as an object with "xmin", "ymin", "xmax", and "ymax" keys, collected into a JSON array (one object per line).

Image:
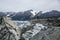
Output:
[{"xmin": 0, "ymin": 10, "xmax": 60, "ymax": 20}]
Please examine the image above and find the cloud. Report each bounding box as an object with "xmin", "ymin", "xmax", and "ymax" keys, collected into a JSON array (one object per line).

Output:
[{"xmin": 0, "ymin": 0, "xmax": 60, "ymax": 12}]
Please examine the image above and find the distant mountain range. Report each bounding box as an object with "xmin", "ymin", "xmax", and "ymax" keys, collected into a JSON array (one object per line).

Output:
[
  {"xmin": 0, "ymin": 12, "xmax": 6, "ymax": 16},
  {"xmin": 11, "ymin": 10, "xmax": 33, "ymax": 20},
  {"xmin": 0, "ymin": 10, "xmax": 60, "ymax": 20},
  {"xmin": 34, "ymin": 10, "xmax": 60, "ymax": 19}
]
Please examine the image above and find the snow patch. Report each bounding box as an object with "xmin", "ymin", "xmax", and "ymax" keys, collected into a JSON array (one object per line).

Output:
[{"xmin": 30, "ymin": 10, "xmax": 37, "ymax": 16}]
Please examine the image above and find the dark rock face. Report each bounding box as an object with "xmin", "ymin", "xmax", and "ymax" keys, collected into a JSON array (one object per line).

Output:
[
  {"xmin": 33, "ymin": 11, "xmax": 42, "ymax": 19},
  {"xmin": 0, "ymin": 10, "xmax": 60, "ymax": 20},
  {"xmin": 0, "ymin": 23, "xmax": 20, "ymax": 40},
  {"xmin": 30, "ymin": 27, "xmax": 60, "ymax": 40},
  {"xmin": 0, "ymin": 12, "xmax": 6, "ymax": 16},
  {"xmin": 0, "ymin": 17, "xmax": 20, "ymax": 40},
  {"xmin": 11, "ymin": 10, "xmax": 33, "ymax": 21},
  {"xmin": 11, "ymin": 10, "xmax": 60, "ymax": 20},
  {"xmin": 34, "ymin": 10, "xmax": 60, "ymax": 19},
  {"xmin": 0, "ymin": 26, "xmax": 16, "ymax": 40}
]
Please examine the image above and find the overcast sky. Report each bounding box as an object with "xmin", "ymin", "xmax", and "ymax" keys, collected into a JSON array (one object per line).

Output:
[{"xmin": 0, "ymin": 0, "xmax": 60, "ymax": 12}]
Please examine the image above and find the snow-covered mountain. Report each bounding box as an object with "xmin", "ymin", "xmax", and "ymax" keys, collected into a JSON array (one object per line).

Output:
[
  {"xmin": 30, "ymin": 10, "xmax": 37, "ymax": 16},
  {"xmin": 34, "ymin": 10, "xmax": 60, "ymax": 19},
  {"xmin": 11, "ymin": 10, "xmax": 35, "ymax": 20},
  {"xmin": 33, "ymin": 11, "xmax": 43, "ymax": 19},
  {"xmin": 7, "ymin": 12, "xmax": 17, "ymax": 17},
  {"xmin": 0, "ymin": 10, "xmax": 60, "ymax": 20}
]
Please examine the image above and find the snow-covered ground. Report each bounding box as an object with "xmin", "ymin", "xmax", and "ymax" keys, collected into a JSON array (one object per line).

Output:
[
  {"xmin": 22, "ymin": 23, "xmax": 47, "ymax": 40},
  {"xmin": 13, "ymin": 21, "xmax": 32, "ymax": 29},
  {"xmin": 11, "ymin": 21, "xmax": 47, "ymax": 40}
]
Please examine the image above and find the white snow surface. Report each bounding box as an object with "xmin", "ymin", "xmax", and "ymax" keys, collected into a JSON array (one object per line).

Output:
[
  {"xmin": 13, "ymin": 21, "xmax": 32, "ymax": 29},
  {"xmin": 30, "ymin": 10, "xmax": 37, "ymax": 16},
  {"xmin": 22, "ymin": 23, "xmax": 47, "ymax": 40},
  {"xmin": 12, "ymin": 21, "xmax": 47, "ymax": 40}
]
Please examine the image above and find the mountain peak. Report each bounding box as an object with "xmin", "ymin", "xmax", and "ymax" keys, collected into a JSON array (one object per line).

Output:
[{"xmin": 30, "ymin": 10, "xmax": 37, "ymax": 16}]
